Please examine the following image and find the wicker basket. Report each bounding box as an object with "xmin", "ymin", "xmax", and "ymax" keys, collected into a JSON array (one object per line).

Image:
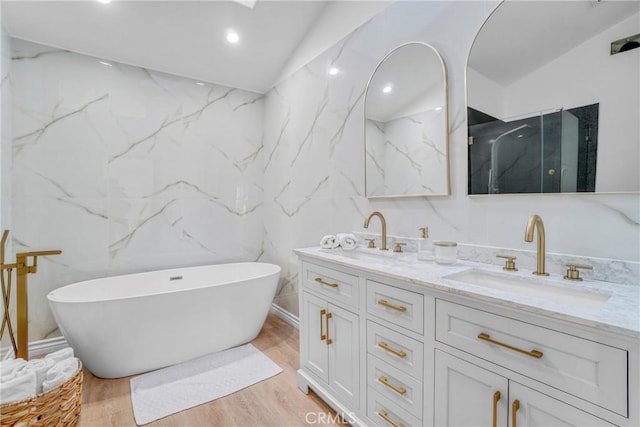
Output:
[{"xmin": 0, "ymin": 361, "xmax": 83, "ymax": 427}]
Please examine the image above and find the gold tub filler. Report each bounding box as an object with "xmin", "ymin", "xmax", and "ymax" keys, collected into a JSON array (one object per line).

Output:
[
  {"xmin": 0, "ymin": 230, "xmax": 81, "ymax": 427},
  {"xmin": 1, "ymin": 229, "xmax": 61, "ymax": 359}
]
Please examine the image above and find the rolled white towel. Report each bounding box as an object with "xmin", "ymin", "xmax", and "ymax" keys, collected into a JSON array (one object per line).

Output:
[
  {"xmin": 44, "ymin": 347, "xmax": 74, "ymax": 364},
  {"xmin": 1, "ymin": 370, "xmax": 16, "ymax": 383},
  {"xmin": 320, "ymin": 234, "xmax": 339, "ymax": 249},
  {"xmin": 42, "ymin": 357, "xmax": 79, "ymax": 392},
  {"xmin": 18, "ymin": 357, "xmax": 55, "ymax": 394},
  {"xmin": 0, "ymin": 370, "xmax": 36, "ymax": 404},
  {"xmin": 0, "ymin": 358, "xmax": 26, "ymax": 377},
  {"xmin": 337, "ymin": 233, "xmax": 359, "ymax": 250}
]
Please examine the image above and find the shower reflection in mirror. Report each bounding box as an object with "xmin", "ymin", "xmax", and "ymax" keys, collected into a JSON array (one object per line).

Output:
[{"xmin": 468, "ymin": 104, "xmax": 599, "ymax": 194}]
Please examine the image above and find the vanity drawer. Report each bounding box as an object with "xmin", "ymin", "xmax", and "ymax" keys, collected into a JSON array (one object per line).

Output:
[
  {"xmin": 367, "ymin": 354, "xmax": 423, "ymax": 419},
  {"xmin": 302, "ymin": 262, "xmax": 359, "ymax": 308},
  {"xmin": 367, "ymin": 320, "xmax": 423, "ymax": 379},
  {"xmin": 367, "ymin": 280, "xmax": 424, "ymax": 334},
  {"xmin": 435, "ymin": 299, "xmax": 628, "ymax": 416},
  {"xmin": 367, "ymin": 387, "xmax": 422, "ymax": 427}
]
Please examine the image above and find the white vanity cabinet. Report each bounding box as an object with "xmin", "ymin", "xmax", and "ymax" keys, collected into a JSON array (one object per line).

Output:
[
  {"xmin": 434, "ymin": 299, "xmax": 628, "ymax": 417},
  {"xmin": 434, "ymin": 350, "xmax": 615, "ymax": 427},
  {"xmin": 365, "ymin": 280, "xmax": 426, "ymax": 427},
  {"xmin": 295, "ymin": 250, "xmax": 638, "ymax": 427},
  {"xmin": 299, "ymin": 263, "xmax": 360, "ymax": 410}
]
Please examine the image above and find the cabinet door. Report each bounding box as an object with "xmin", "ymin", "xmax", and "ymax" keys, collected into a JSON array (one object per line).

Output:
[
  {"xmin": 328, "ymin": 303, "xmax": 360, "ymax": 408},
  {"xmin": 509, "ymin": 382, "xmax": 616, "ymax": 427},
  {"xmin": 301, "ymin": 292, "xmax": 329, "ymax": 382},
  {"xmin": 434, "ymin": 350, "xmax": 508, "ymax": 427}
]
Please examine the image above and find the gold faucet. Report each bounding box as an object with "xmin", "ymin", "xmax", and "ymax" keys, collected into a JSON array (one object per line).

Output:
[
  {"xmin": 364, "ymin": 211, "xmax": 388, "ymax": 251},
  {"xmin": 1, "ymin": 229, "xmax": 61, "ymax": 359},
  {"xmin": 524, "ymin": 214, "xmax": 549, "ymax": 276}
]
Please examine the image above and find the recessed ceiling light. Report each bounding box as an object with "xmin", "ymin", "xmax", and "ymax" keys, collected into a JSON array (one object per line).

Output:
[
  {"xmin": 382, "ymin": 85, "xmax": 393, "ymax": 94},
  {"xmin": 226, "ymin": 31, "xmax": 240, "ymax": 44},
  {"xmin": 97, "ymin": 0, "xmax": 111, "ymax": 4},
  {"xmin": 435, "ymin": 106, "xmax": 443, "ymax": 111},
  {"xmin": 99, "ymin": 61, "xmax": 112, "ymax": 67},
  {"xmin": 231, "ymin": 0, "xmax": 256, "ymax": 8},
  {"xmin": 328, "ymin": 67, "xmax": 339, "ymax": 76},
  {"xmin": 196, "ymin": 82, "xmax": 205, "ymax": 86}
]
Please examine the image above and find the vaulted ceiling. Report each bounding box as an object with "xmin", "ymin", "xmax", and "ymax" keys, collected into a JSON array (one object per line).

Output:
[{"xmin": 2, "ymin": 0, "xmax": 388, "ymax": 93}]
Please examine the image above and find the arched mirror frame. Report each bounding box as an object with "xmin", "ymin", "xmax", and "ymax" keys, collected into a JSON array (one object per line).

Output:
[{"xmin": 364, "ymin": 41, "xmax": 451, "ymax": 199}]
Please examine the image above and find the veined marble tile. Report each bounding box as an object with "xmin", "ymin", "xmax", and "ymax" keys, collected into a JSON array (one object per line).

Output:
[
  {"xmin": 8, "ymin": 38, "xmax": 267, "ymax": 339},
  {"xmin": 6, "ymin": 0, "xmax": 639, "ymax": 337},
  {"xmin": 266, "ymin": 0, "xmax": 638, "ymax": 319}
]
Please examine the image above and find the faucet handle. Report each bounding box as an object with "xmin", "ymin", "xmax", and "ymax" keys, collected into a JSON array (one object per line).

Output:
[
  {"xmin": 496, "ymin": 254, "xmax": 518, "ymax": 271},
  {"xmin": 564, "ymin": 263, "xmax": 593, "ymax": 281},
  {"xmin": 365, "ymin": 238, "xmax": 376, "ymax": 249},
  {"xmin": 393, "ymin": 242, "xmax": 407, "ymax": 253}
]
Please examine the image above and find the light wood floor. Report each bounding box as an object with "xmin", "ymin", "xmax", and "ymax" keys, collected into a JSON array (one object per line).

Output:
[{"xmin": 79, "ymin": 314, "xmax": 346, "ymax": 427}]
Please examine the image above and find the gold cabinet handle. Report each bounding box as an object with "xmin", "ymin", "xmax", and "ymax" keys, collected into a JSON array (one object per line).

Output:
[
  {"xmin": 377, "ymin": 341, "xmax": 407, "ymax": 358},
  {"xmin": 478, "ymin": 333, "xmax": 543, "ymax": 359},
  {"xmin": 377, "ymin": 410, "xmax": 405, "ymax": 427},
  {"xmin": 378, "ymin": 376, "xmax": 406, "ymax": 395},
  {"xmin": 325, "ymin": 312, "xmax": 332, "ymax": 345},
  {"xmin": 378, "ymin": 299, "xmax": 407, "ymax": 312},
  {"xmin": 512, "ymin": 400, "xmax": 520, "ymax": 427},
  {"xmin": 492, "ymin": 391, "xmax": 501, "ymax": 427},
  {"xmin": 314, "ymin": 277, "xmax": 338, "ymax": 288},
  {"xmin": 319, "ymin": 309, "xmax": 326, "ymax": 341}
]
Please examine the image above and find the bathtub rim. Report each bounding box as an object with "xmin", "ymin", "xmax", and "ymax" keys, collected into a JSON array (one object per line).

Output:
[{"xmin": 47, "ymin": 261, "xmax": 281, "ymax": 304}]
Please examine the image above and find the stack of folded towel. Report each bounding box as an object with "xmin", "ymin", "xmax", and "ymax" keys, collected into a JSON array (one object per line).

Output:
[
  {"xmin": 0, "ymin": 348, "xmax": 79, "ymax": 404},
  {"xmin": 320, "ymin": 233, "xmax": 359, "ymax": 250}
]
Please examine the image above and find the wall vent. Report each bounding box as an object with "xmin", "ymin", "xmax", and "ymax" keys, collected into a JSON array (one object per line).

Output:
[{"xmin": 611, "ymin": 33, "xmax": 640, "ymax": 55}]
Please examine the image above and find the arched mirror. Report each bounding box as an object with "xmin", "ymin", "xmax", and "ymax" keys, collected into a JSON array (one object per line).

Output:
[
  {"xmin": 364, "ymin": 42, "xmax": 450, "ymax": 198},
  {"xmin": 467, "ymin": 1, "xmax": 639, "ymax": 195}
]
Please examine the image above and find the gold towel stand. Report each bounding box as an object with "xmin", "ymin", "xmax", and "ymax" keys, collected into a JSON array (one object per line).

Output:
[{"xmin": 1, "ymin": 229, "xmax": 61, "ymax": 359}]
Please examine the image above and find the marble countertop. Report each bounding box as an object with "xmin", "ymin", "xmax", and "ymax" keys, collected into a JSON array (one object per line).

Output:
[{"xmin": 294, "ymin": 246, "xmax": 640, "ymax": 339}]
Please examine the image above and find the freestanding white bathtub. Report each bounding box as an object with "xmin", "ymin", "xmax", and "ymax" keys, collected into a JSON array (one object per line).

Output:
[{"xmin": 47, "ymin": 262, "xmax": 281, "ymax": 378}]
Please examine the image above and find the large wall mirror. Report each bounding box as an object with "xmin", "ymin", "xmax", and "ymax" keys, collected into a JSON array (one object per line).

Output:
[
  {"xmin": 365, "ymin": 42, "xmax": 450, "ymax": 198},
  {"xmin": 467, "ymin": 1, "xmax": 639, "ymax": 195}
]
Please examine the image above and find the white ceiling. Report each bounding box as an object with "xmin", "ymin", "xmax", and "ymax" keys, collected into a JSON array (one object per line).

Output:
[
  {"xmin": 468, "ymin": 0, "xmax": 640, "ymax": 87},
  {"xmin": 2, "ymin": 0, "xmax": 331, "ymax": 94}
]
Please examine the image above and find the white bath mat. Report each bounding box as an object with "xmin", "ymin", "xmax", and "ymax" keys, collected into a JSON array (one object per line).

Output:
[{"xmin": 130, "ymin": 344, "xmax": 282, "ymax": 425}]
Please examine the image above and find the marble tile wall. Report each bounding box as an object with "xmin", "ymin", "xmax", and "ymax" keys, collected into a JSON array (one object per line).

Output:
[
  {"xmin": 263, "ymin": 1, "xmax": 640, "ymax": 316},
  {"xmin": 366, "ymin": 109, "xmax": 448, "ymax": 197},
  {"xmin": 3, "ymin": 1, "xmax": 639, "ymax": 336},
  {"xmin": 1, "ymin": 29, "xmax": 13, "ymax": 351},
  {"xmin": 9, "ymin": 39, "xmax": 265, "ymax": 340}
]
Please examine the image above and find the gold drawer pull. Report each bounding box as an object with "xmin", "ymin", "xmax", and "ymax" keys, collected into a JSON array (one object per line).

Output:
[
  {"xmin": 378, "ymin": 299, "xmax": 407, "ymax": 312},
  {"xmin": 512, "ymin": 399, "xmax": 520, "ymax": 427},
  {"xmin": 378, "ymin": 376, "xmax": 407, "ymax": 395},
  {"xmin": 478, "ymin": 333, "xmax": 543, "ymax": 359},
  {"xmin": 378, "ymin": 410, "xmax": 405, "ymax": 427},
  {"xmin": 492, "ymin": 391, "xmax": 501, "ymax": 427},
  {"xmin": 377, "ymin": 341, "xmax": 407, "ymax": 358},
  {"xmin": 314, "ymin": 277, "xmax": 338, "ymax": 288},
  {"xmin": 325, "ymin": 312, "xmax": 333, "ymax": 345},
  {"xmin": 319, "ymin": 309, "xmax": 326, "ymax": 341}
]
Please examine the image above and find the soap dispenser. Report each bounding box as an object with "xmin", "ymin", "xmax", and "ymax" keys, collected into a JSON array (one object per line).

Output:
[{"xmin": 417, "ymin": 227, "xmax": 434, "ymax": 261}]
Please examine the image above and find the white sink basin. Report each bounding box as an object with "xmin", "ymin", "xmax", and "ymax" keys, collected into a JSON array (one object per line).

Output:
[
  {"xmin": 444, "ymin": 269, "xmax": 611, "ymax": 309},
  {"xmin": 337, "ymin": 248, "xmax": 402, "ymax": 263}
]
